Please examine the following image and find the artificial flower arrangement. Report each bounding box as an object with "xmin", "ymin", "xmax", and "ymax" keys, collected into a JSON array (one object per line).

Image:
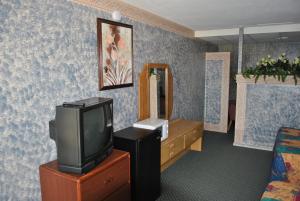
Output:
[{"xmin": 242, "ymin": 53, "xmax": 300, "ymax": 84}]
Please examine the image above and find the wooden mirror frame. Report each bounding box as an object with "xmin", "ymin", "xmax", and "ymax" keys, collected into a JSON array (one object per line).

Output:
[{"xmin": 138, "ymin": 63, "xmax": 173, "ymax": 120}]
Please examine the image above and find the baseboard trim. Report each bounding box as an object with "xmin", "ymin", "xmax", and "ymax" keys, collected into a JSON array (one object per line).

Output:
[{"xmin": 233, "ymin": 142, "xmax": 273, "ymax": 151}]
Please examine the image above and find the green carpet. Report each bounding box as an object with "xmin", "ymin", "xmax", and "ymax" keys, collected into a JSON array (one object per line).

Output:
[{"xmin": 157, "ymin": 131, "xmax": 273, "ymax": 201}]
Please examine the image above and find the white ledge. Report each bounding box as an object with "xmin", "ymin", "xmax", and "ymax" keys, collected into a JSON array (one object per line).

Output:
[
  {"xmin": 195, "ymin": 24, "xmax": 300, "ymax": 38},
  {"xmin": 195, "ymin": 28, "xmax": 239, "ymax": 37},
  {"xmin": 236, "ymin": 74, "xmax": 299, "ymax": 85}
]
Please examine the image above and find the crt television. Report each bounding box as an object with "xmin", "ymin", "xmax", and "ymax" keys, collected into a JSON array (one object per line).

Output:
[{"xmin": 49, "ymin": 97, "xmax": 113, "ymax": 174}]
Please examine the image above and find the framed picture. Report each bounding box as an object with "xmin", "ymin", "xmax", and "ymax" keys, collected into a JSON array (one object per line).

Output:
[{"xmin": 97, "ymin": 18, "xmax": 133, "ymax": 90}]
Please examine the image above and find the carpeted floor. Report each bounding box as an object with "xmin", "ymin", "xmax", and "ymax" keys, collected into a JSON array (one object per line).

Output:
[{"xmin": 157, "ymin": 130, "xmax": 273, "ymax": 201}]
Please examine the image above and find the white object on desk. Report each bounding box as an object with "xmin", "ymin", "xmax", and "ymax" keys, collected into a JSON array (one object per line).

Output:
[{"xmin": 133, "ymin": 118, "xmax": 168, "ymax": 141}]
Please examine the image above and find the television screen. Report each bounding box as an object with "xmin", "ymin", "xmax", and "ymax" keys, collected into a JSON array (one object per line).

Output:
[{"xmin": 83, "ymin": 106, "xmax": 110, "ymax": 158}]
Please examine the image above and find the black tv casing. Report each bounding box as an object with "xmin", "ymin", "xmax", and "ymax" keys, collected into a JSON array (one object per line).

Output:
[{"xmin": 49, "ymin": 97, "xmax": 113, "ymax": 174}]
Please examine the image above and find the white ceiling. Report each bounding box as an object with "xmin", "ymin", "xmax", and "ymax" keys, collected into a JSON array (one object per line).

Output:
[{"xmin": 122, "ymin": 0, "xmax": 300, "ymax": 31}]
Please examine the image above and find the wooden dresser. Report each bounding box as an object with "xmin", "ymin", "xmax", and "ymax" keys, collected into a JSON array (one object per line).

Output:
[
  {"xmin": 39, "ymin": 149, "xmax": 130, "ymax": 201},
  {"xmin": 161, "ymin": 119, "xmax": 203, "ymax": 171}
]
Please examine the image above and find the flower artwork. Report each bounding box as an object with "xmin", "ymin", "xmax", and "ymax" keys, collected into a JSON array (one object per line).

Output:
[{"xmin": 97, "ymin": 18, "xmax": 133, "ymax": 90}]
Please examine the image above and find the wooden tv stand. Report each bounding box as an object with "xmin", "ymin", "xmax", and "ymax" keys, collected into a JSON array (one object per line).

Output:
[
  {"xmin": 161, "ymin": 119, "xmax": 203, "ymax": 171},
  {"xmin": 39, "ymin": 149, "xmax": 130, "ymax": 201}
]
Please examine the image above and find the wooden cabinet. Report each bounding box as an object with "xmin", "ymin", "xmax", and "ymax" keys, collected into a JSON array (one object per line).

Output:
[
  {"xmin": 161, "ymin": 144, "xmax": 170, "ymax": 165},
  {"xmin": 161, "ymin": 119, "xmax": 203, "ymax": 171},
  {"xmin": 39, "ymin": 149, "xmax": 130, "ymax": 201},
  {"xmin": 102, "ymin": 184, "xmax": 131, "ymax": 201},
  {"xmin": 185, "ymin": 127, "xmax": 201, "ymax": 149},
  {"xmin": 169, "ymin": 135, "xmax": 185, "ymax": 159}
]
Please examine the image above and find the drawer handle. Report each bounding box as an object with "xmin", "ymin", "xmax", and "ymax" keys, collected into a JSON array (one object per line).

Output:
[
  {"xmin": 170, "ymin": 151, "xmax": 174, "ymax": 156},
  {"xmin": 104, "ymin": 176, "xmax": 114, "ymax": 185},
  {"xmin": 169, "ymin": 143, "xmax": 174, "ymax": 148}
]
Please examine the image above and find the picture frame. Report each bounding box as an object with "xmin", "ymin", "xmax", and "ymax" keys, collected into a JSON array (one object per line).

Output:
[{"xmin": 97, "ymin": 18, "xmax": 133, "ymax": 90}]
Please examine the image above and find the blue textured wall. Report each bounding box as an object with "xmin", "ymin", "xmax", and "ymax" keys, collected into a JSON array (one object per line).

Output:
[
  {"xmin": 204, "ymin": 60, "xmax": 223, "ymax": 124},
  {"xmin": 218, "ymin": 41, "xmax": 300, "ymax": 100},
  {"xmin": 217, "ymin": 43, "xmax": 239, "ymax": 100},
  {"xmin": 243, "ymin": 42, "xmax": 300, "ymax": 68},
  {"xmin": 219, "ymin": 42, "xmax": 300, "ymax": 149},
  {"xmin": 244, "ymin": 84, "xmax": 300, "ymax": 150},
  {"xmin": 0, "ymin": 0, "xmax": 216, "ymax": 200}
]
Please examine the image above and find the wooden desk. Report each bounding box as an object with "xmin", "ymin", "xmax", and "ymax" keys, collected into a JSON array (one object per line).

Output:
[
  {"xmin": 39, "ymin": 149, "xmax": 130, "ymax": 201},
  {"xmin": 161, "ymin": 119, "xmax": 203, "ymax": 171}
]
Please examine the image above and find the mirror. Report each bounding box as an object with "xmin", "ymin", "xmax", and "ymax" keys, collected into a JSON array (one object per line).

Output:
[
  {"xmin": 138, "ymin": 63, "xmax": 173, "ymax": 120},
  {"xmin": 149, "ymin": 68, "xmax": 166, "ymax": 118}
]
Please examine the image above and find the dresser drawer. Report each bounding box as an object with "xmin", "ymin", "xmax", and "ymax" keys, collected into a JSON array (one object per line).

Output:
[
  {"xmin": 161, "ymin": 144, "xmax": 170, "ymax": 165},
  {"xmin": 80, "ymin": 157, "xmax": 130, "ymax": 201},
  {"xmin": 185, "ymin": 127, "xmax": 200, "ymax": 148},
  {"xmin": 169, "ymin": 136, "xmax": 185, "ymax": 159},
  {"xmin": 103, "ymin": 183, "xmax": 130, "ymax": 201}
]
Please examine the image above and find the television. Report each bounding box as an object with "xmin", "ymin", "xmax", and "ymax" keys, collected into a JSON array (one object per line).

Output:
[{"xmin": 49, "ymin": 97, "xmax": 113, "ymax": 174}]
